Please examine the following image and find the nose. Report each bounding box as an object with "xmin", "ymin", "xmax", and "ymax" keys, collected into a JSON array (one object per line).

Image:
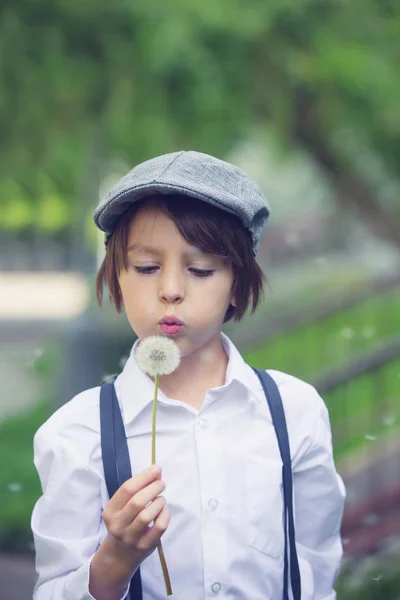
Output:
[{"xmin": 159, "ymin": 266, "xmax": 184, "ymax": 304}]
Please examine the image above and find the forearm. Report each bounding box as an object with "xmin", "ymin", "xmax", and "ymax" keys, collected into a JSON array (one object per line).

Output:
[{"xmin": 89, "ymin": 536, "xmax": 139, "ymax": 600}]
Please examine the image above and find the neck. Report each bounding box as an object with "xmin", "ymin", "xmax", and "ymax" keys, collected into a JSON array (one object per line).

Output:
[{"xmin": 157, "ymin": 335, "xmax": 229, "ymax": 402}]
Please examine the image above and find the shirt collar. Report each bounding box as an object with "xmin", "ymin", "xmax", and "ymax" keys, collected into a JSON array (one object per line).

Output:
[{"xmin": 115, "ymin": 332, "xmax": 265, "ymax": 426}]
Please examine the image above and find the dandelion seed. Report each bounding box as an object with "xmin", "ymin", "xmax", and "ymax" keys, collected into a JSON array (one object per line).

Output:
[
  {"xmin": 118, "ymin": 354, "xmax": 128, "ymax": 370},
  {"xmin": 136, "ymin": 336, "xmax": 180, "ymax": 376},
  {"xmin": 8, "ymin": 482, "xmax": 23, "ymax": 493},
  {"xmin": 364, "ymin": 434, "xmax": 377, "ymax": 441},
  {"xmin": 363, "ymin": 513, "xmax": 378, "ymax": 525},
  {"xmin": 342, "ymin": 537, "xmax": 350, "ymax": 546},
  {"xmin": 362, "ymin": 326, "xmax": 376, "ymax": 339},
  {"xmin": 382, "ymin": 413, "xmax": 395, "ymax": 427},
  {"xmin": 341, "ymin": 327, "xmax": 355, "ymax": 340}
]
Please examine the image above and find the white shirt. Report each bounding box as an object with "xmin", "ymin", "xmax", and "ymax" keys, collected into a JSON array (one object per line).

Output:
[{"xmin": 31, "ymin": 333, "xmax": 346, "ymax": 600}]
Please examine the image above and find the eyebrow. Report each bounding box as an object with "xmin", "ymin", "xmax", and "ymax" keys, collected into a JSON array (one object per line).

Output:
[
  {"xmin": 127, "ymin": 243, "xmax": 206, "ymax": 257},
  {"xmin": 127, "ymin": 243, "xmax": 163, "ymax": 255}
]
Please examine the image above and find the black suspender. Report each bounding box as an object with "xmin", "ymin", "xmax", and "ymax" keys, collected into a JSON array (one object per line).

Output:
[
  {"xmin": 253, "ymin": 368, "xmax": 301, "ymax": 600},
  {"xmin": 99, "ymin": 369, "xmax": 301, "ymax": 600},
  {"xmin": 100, "ymin": 381, "xmax": 143, "ymax": 599}
]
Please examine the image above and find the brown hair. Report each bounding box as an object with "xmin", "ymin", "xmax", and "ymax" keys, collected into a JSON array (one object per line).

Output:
[{"xmin": 96, "ymin": 194, "xmax": 266, "ymax": 323}]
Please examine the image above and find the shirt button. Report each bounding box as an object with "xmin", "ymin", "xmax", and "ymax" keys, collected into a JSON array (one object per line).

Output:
[
  {"xmin": 209, "ymin": 498, "xmax": 219, "ymax": 511},
  {"xmin": 211, "ymin": 582, "xmax": 221, "ymax": 594},
  {"xmin": 199, "ymin": 418, "xmax": 208, "ymax": 429}
]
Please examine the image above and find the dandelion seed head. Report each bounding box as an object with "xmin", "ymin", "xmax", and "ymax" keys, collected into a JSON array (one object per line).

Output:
[{"xmin": 136, "ymin": 335, "xmax": 180, "ymax": 376}]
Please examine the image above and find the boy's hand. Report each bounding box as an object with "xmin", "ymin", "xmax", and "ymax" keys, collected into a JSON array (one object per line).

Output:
[
  {"xmin": 89, "ymin": 465, "xmax": 170, "ymax": 599},
  {"xmin": 102, "ymin": 465, "xmax": 170, "ymax": 567}
]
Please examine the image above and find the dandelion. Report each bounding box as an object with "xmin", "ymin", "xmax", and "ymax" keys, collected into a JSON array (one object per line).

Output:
[
  {"xmin": 136, "ymin": 335, "xmax": 181, "ymax": 597},
  {"xmin": 136, "ymin": 336, "xmax": 180, "ymax": 378}
]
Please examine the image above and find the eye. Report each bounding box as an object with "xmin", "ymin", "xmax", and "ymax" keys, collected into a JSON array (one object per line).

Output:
[
  {"xmin": 189, "ymin": 268, "xmax": 214, "ymax": 277},
  {"xmin": 134, "ymin": 266, "xmax": 214, "ymax": 277},
  {"xmin": 134, "ymin": 266, "xmax": 158, "ymax": 275}
]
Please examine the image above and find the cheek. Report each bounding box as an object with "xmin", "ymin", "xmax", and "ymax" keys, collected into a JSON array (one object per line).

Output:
[
  {"xmin": 194, "ymin": 278, "xmax": 233, "ymax": 313},
  {"xmin": 118, "ymin": 273, "xmax": 147, "ymax": 307}
]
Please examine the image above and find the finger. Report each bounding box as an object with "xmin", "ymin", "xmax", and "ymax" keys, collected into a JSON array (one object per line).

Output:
[
  {"xmin": 126, "ymin": 498, "xmax": 169, "ymax": 547},
  {"xmin": 117, "ymin": 479, "xmax": 166, "ymax": 529},
  {"xmin": 137, "ymin": 507, "xmax": 171, "ymax": 551},
  {"xmin": 124, "ymin": 496, "xmax": 168, "ymax": 546},
  {"xmin": 107, "ymin": 465, "xmax": 162, "ymax": 512}
]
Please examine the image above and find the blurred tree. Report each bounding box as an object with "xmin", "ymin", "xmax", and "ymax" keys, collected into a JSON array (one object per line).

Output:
[{"xmin": 1, "ymin": 0, "xmax": 399, "ymax": 245}]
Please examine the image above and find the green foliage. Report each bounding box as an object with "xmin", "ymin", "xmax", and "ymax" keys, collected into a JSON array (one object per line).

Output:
[
  {"xmin": 0, "ymin": 343, "xmax": 59, "ymax": 550},
  {"xmin": 243, "ymin": 285, "xmax": 400, "ymax": 380},
  {"xmin": 243, "ymin": 285, "xmax": 400, "ymax": 459},
  {"xmin": 326, "ymin": 356, "xmax": 400, "ymax": 458},
  {"xmin": 335, "ymin": 556, "xmax": 400, "ymax": 600},
  {"xmin": 1, "ymin": 0, "xmax": 399, "ymax": 232},
  {"xmin": 0, "ymin": 401, "xmax": 51, "ymax": 550}
]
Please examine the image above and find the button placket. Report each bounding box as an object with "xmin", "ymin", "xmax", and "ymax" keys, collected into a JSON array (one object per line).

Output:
[{"xmin": 195, "ymin": 410, "xmax": 229, "ymax": 592}]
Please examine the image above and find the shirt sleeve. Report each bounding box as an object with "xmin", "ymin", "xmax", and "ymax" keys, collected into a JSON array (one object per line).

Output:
[
  {"xmin": 292, "ymin": 392, "xmax": 346, "ymax": 600},
  {"xmin": 31, "ymin": 422, "xmax": 129, "ymax": 600}
]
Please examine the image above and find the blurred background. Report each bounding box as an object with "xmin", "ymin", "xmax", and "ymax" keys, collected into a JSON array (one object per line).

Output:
[{"xmin": 1, "ymin": 1, "xmax": 399, "ymax": 598}]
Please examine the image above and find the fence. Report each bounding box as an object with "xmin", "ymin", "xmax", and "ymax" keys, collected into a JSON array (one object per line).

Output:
[{"xmin": 314, "ymin": 337, "xmax": 400, "ymax": 559}]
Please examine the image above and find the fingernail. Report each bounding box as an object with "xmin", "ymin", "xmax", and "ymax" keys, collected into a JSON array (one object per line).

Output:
[{"xmin": 151, "ymin": 465, "xmax": 161, "ymax": 476}]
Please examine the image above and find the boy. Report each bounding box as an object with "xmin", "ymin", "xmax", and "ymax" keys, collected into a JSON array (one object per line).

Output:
[{"xmin": 31, "ymin": 151, "xmax": 346, "ymax": 599}]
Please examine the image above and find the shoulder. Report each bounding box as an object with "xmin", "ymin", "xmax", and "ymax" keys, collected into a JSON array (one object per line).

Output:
[
  {"xmin": 34, "ymin": 386, "xmax": 101, "ymax": 449},
  {"xmin": 264, "ymin": 369, "xmax": 330, "ymax": 456},
  {"xmin": 266, "ymin": 369, "xmax": 327, "ymax": 416}
]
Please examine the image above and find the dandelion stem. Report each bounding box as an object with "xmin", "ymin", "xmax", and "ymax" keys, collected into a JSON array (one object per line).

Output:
[
  {"xmin": 151, "ymin": 374, "xmax": 172, "ymax": 595},
  {"xmin": 157, "ymin": 542, "xmax": 173, "ymax": 595},
  {"xmin": 151, "ymin": 374, "xmax": 159, "ymax": 465}
]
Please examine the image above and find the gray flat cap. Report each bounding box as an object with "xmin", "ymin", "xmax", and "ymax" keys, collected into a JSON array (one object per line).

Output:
[{"xmin": 93, "ymin": 150, "xmax": 270, "ymax": 255}]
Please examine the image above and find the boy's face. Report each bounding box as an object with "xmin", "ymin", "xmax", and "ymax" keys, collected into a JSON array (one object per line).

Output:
[{"xmin": 118, "ymin": 204, "xmax": 236, "ymax": 360}]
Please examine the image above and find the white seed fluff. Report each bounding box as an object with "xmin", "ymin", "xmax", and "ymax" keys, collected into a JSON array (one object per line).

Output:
[{"xmin": 136, "ymin": 335, "xmax": 181, "ymax": 376}]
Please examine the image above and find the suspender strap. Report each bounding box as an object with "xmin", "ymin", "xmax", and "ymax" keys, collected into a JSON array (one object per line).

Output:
[
  {"xmin": 252, "ymin": 368, "xmax": 301, "ymax": 600},
  {"xmin": 100, "ymin": 382, "xmax": 143, "ymax": 600}
]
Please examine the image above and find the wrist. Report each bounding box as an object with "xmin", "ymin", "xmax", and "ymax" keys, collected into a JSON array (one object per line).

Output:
[
  {"xmin": 103, "ymin": 534, "xmax": 140, "ymax": 575},
  {"xmin": 89, "ymin": 536, "xmax": 139, "ymax": 600}
]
